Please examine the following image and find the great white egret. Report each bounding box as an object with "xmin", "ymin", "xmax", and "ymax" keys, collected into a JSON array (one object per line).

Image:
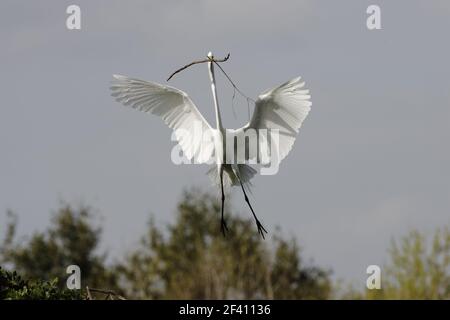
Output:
[{"xmin": 110, "ymin": 52, "xmax": 311, "ymax": 238}]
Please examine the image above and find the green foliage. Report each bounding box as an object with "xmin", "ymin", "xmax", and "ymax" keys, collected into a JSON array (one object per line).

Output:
[
  {"xmin": 271, "ymin": 234, "xmax": 331, "ymax": 299},
  {"xmin": 116, "ymin": 190, "xmax": 331, "ymax": 299},
  {"xmin": 378, "ymin": 227, "xmax": 450, "ymax": 299},
  {"xmin": 349, "ymin": 227, "xmax": 450, "ymax": 300},
  {"xmin": 1, "ymin": 205, "xmax": 118, "ymax": 291},
  {"xmin": 1, "ymin": 191, "xmax": 330, "ymax": 300},
  {"xmin": 0, "ymin": 267, "xmax": 82, "ymax": 300},
  {"xmin": 4, "ymin": 189, "xmax": 447, "ymax": 300}
]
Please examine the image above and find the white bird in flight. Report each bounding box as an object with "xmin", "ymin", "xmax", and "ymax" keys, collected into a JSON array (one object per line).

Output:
[{"xmin": 110, "ymin": 52, "xmax": 311, "ymax": 238}]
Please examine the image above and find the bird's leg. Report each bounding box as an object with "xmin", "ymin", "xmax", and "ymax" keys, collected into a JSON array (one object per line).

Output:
[
  {"xmin": 219, "ymin": 166, "xmax": 228, "ymax": 236},
  {"xmin": 237, "ymin": 176, "xmax": 268, "ymax": 239}
]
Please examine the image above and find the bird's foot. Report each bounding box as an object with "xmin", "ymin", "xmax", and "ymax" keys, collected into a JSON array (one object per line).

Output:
[
  {"xmin": 255, "ymin": 219, "xmax": 268, "ymax": 239},
  {"xmin": 221, "ymin": 219, "xmax": 229, "ymax": 237}
]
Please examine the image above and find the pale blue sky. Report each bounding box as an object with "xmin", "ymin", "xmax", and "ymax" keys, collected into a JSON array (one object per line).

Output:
[{"xmin": 0, "ymin": 1, "xmax": 449, "ymax": 286}]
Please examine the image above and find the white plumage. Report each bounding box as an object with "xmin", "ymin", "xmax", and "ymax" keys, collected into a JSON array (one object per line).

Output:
[
  {"xmin": 110, "ymin": 52, "xmax": 311, "ymax": 238},
  {"xmin": 246, "ymin": 76, "xmax": 312, "ymax": 163},
  {"xmin": 110, "ymin": 75, "xmax": 215, "ymax": 164}
]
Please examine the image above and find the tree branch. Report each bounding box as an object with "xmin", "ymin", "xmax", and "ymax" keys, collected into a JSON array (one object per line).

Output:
[
  {"xmin": 212, "ymin": 61, "xmax": 256, "ymax": 104},
  {"xmin": 86, "ymin": 286, "xmax": 126, "ymax": 300},
  {"xmin": 166, "ymin": 53, "xmax": 230, "ymax": 81}
]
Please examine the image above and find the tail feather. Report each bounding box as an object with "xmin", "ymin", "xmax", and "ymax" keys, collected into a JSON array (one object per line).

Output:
[
  {"xmin": 207, "ymin": 164, "xmax": 257, "ymax": 194},
  {"xmin": 233, "ymin": 164, "xmax": 257, "ymax": 195}
]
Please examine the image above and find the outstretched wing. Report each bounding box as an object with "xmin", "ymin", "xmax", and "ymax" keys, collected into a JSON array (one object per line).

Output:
[
  {"xmin": 244, "ymin": 76, "xmax": 311, "ymax": 165},
  {"xmin": 110, "ymin": 75, "xmax": 214, "ymax": 163}
]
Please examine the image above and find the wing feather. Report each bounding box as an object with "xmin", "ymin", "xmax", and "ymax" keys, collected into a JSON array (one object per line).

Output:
[
  {"xmin": 110, "ymin": 75, "xmax": 214, "ymax": 163},
  {"xmin": 245, "ymin": 76, "xmax": 311, "ymax": 164}
]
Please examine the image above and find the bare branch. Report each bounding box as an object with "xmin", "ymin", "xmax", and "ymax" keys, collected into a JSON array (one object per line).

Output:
[
  {"xmin": 86, "ymin": 286, "xmax": 93, "ymax": 300},
  {"xmin": 86, "ymin": 287, "xmax": 126, "ymax": 300},
  {"xmin": 212, "ymin": 61, "xmax": 256, "ymax": 104},
  {"xmin": 166, "ymin": 52, "xmax": 254, "ymax": 121},
  {"xmin": 166, "ymin": 53, "xmax": 230, "ymax": 82}
]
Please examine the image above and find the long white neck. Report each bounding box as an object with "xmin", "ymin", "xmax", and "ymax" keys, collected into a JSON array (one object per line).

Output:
[{"xmin": 208, "ymin": 60, "xmax": 223, "ymax": 130}]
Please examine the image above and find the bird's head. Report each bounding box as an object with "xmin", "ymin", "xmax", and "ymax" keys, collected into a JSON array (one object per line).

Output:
[{"xmin": 207, "ymin": 52, "xmax": 216, "ymax": 84}]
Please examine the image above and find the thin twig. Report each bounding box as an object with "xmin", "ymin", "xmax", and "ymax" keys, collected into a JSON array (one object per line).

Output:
[
  {"xmin": 86, "ymin": 286, "xmax": 92, "ymax": 300},
  {"xmin": 166, "ymin": 53, "xmax": 230, "ymax": 81},
  {"xmin": 212, "ymin": 61, "xmax": 255, "ymax": 121},
  {"xmin": 212, "ymin": 61, "xmax": 255, "ymax": 104},
  {"xmin": 166, "ymin": 52, "xmax": 255, "ymax": 122},
  {"xmin": 87, "ymin": 287, "xmax": 126, "ymax": 300},
  {"xmin": 231, "ymin": 87, "xmax": 237, "ymax": 119}
]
